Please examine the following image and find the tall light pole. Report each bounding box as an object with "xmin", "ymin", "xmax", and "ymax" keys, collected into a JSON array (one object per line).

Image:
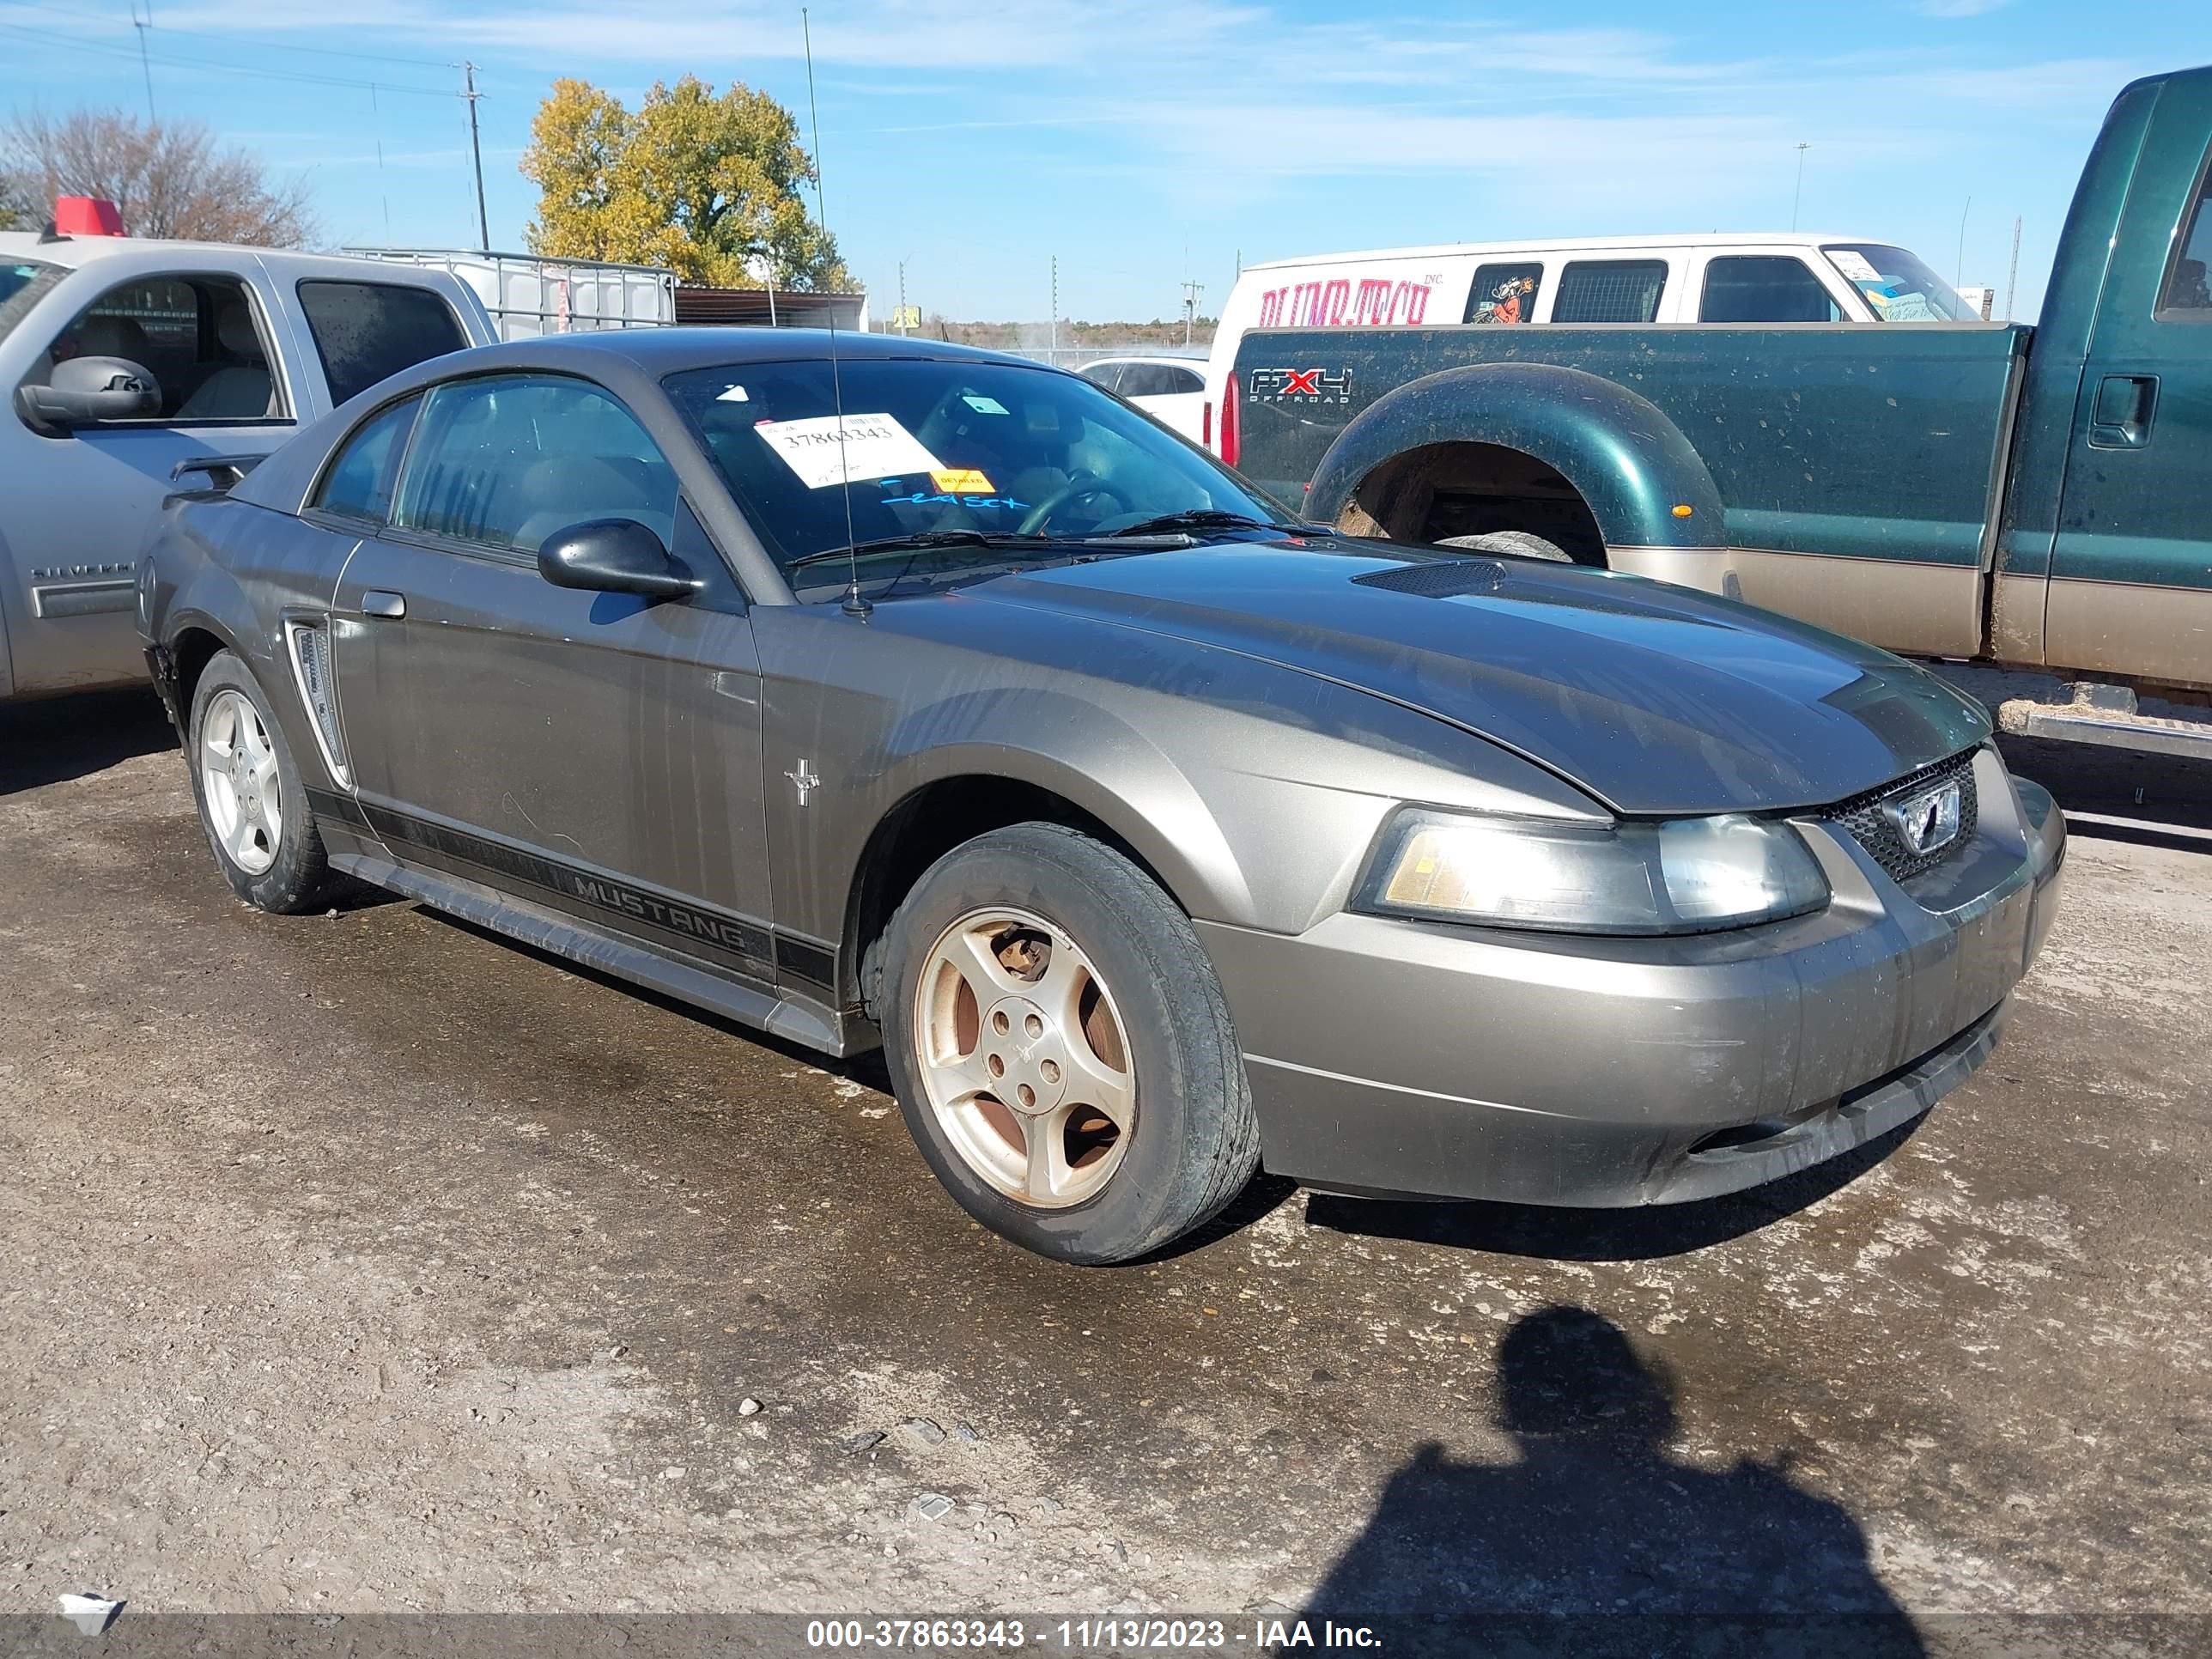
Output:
[
  {"xmin": 898, "ymin": 258, "xmax": 910, "ymax": 336},
  {"xmin": 1790, "ymin": 142, "xmax": 1810, "ymax": 231},
  {"xmin": 1180, "ymin": 278, "xmax": 1205, "ymax": 346},
  {"xmin": 464, "ymin": 62, "xmax": 489, "ymax": 252},
  {"xmin": 131, "ymin": 1, "xmax": 155, "ymax": 122}
]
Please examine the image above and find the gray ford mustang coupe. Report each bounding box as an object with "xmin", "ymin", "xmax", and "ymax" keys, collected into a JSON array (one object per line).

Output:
[{"xmin": 139, "ymin": 331, "xmax": 2065, "ymax": 1264}]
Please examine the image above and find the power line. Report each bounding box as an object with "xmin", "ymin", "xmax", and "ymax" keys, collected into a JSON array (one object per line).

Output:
[
  {"xmin": 12, "ymin": 0, "xmax": 457, "ymax": 70},
  {"xmin": 0, "ymin": 21, "xmax": 459, "ymax": 97}
]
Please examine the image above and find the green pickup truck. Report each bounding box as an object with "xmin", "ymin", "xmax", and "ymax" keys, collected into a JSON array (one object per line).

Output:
[{"xmin": 1227, "ymin": 65, "xmax": 2212, "ymax": 759}]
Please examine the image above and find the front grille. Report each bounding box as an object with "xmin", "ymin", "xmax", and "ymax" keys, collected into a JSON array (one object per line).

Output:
[{"xmin": 1824, "ymin": 750, "xmax": 1979, "ymax": 884}]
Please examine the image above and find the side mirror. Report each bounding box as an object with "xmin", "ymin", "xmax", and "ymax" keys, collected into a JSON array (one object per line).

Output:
[
  {"xmin": 538, "ymin": 519, "xmax": 703, "ymax": 601},
  {"xmin": 15, "ymin": 356, "xmax": 162, "ymax": 433}
]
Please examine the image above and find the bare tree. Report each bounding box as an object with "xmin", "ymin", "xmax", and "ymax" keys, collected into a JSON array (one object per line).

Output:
[{"xmin": 1, "ymin": 109, "xmax": 314, "ymax": 246}]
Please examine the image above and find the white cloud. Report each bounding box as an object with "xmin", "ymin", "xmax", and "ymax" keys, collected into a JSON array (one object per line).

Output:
[{"xmin": 1920, "ymin": 0, "xmax": 2014, "ymax": 16}]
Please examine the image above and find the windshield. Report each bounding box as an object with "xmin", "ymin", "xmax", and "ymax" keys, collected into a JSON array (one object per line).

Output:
[
  {"xmin": 664, "ymin": 355, "xmax": 1290, "ymax": 592},
  {"xmin": 1821, "ymin": 244, "xmax": 1980, "ymax": 322},
  {"xmin": 0, "ymin": 259, "xmax": 64, "ymax": 345}
]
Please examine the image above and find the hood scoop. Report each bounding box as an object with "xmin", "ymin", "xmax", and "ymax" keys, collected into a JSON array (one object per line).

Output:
[{"xmin": 1351, "ymin": 557, "xmax": 1510, "ymax": 599}]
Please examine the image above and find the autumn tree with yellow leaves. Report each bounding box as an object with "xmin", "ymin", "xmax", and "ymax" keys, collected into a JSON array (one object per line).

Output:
[{"xmin": 520, "ymin": 76, "xmax": 852, "ymax": 290}]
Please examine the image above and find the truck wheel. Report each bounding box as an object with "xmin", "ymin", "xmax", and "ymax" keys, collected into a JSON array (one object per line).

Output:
[
  {"xmin": 1436, "ymin": 530, "xmax": 1576, "ymax": 563},
  {"xmin": 877, "ymin": 823, "xmax": 1261, "ymax": 1266},
  {"xmin": 187, "ymin": 650, "xmax": 338, "ymax": 915}
]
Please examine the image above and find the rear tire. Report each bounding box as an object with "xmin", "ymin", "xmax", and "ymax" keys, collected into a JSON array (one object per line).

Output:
[
  {"xmin": 186, "ymin": 649, "xmax": 338, "ymax": 915},
  {"xmin": 877, "ymin": 823, "xmax": 1261, "ymax": 1265},
  {"xmin": 1436, "ymin": 530, "xmax": 1576, "ymax": 563}
]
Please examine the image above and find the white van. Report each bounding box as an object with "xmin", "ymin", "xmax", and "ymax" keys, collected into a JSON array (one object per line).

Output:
[{"xmin": 1198, "ymin": 233, "xmax": 1980, "ymax": 455}]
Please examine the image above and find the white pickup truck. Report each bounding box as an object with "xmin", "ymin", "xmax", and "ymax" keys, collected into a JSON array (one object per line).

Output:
[{"xmin": 0, "ymin": 227, "xmax": 495, "ymax": 702}]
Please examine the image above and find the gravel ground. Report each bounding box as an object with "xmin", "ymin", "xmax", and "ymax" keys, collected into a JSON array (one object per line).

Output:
[{"xmin": 2, "ymin": 693, "xmax": 2208, "ymax": 1653}]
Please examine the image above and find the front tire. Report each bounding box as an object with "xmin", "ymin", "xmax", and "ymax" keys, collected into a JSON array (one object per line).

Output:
[
  {"xmin": 877, "ymin": 823, "xmax": 1261, "ymax": 1265},
  {"xmin": 186, "ymin": 649, "xmax": 337, "ymax": 914}
]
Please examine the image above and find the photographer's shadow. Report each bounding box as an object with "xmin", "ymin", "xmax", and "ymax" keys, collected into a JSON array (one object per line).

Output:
[{"xmin": 1299, "ymin": 1307, "xmax": 1924, "ymax": 1657}]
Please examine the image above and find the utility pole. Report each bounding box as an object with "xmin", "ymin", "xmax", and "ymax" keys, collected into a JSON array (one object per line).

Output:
[
  {"xmin": 131, "ymin": 2, "xmax": 155, "ymax": 122},
  {"xmin": 1050, "ymin": 255, "xmax": 1059, "ymax": 362},
  {"xmin": 2005, "ymin": 216, "xmax": 2022, "ymax": 321},
  {"xmin": 1180, "ymin": 277, "xmax": 1204, "ymax": 346},
  {"xmin": 898, "ymin": 259, "xmax": 909, "ymax": 336},
  {"xmin": 464, "ymin": 62, "xmax": 489, "ymax": 252},
  {"xmin": 1790, "ymin": 142, "xmax": 1810, "ymax": 231}
]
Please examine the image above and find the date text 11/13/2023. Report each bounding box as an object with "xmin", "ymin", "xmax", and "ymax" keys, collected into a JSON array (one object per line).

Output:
[{"xmin": 803, "ymin": 1616, "xmax": 1382, "ymax": 1649}]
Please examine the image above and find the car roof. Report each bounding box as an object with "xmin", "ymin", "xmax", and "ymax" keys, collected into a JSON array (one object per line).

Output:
[
  {"xmin": 0, "ymin": 233, "xmax": 497, "ymax": 287},
  {"xmin": 228, "ymin": 325, "xmax": 1072, "ymax": 519},
  {"xmin": 1079, "ymin": 354, "xmax": 1207, "ymax": 368},
  {"xmin": 472, "ymin": 326, "xmax": 1026, "ymax": 373},
  {"xmin": 1240, "ymin": 234, "xmax": 1889, "ymax": 271}
]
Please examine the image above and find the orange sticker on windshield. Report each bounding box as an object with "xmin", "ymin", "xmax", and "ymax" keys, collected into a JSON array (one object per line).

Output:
[{"xmin": 929, "ymin": 467, "xmax": 995, "ymax": 495}]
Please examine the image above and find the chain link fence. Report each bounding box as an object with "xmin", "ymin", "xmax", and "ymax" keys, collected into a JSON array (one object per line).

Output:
[{"xmin": 870, "ymin": 326, "xmax": 1213, "ymax": 373}]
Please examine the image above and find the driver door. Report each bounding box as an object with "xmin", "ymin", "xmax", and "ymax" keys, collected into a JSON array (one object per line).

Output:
[
  {"xmin": 3, "ymin": 266, "xmax": 295, "ymax": 694},
  {"xmin": 328, "ymin": 372, "xmax": 779, "ymax": 988}
]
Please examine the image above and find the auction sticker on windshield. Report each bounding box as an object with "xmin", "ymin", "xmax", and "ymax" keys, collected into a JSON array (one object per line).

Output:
[{"xmin": 755, "ymin": 412, "xmax": 945, "ymax": 489}]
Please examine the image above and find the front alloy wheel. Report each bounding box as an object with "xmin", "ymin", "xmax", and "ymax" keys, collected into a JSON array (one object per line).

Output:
[
  {"xmin": 915, "ymin": 907, "xmax": 1134, "ymax": 1208},
  {"xmin": 878, "ymin": 822, "xmax": 1261, "ymax": 1265}
]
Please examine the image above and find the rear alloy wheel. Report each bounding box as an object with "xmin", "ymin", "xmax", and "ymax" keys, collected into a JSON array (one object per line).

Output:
[
  {"xmin": 186, "ymin": 649, "xmax": 340, "ymax": 915},
  {"xmin": 878, "ymin": 823, "xmax": 1261, "ymax": 1265},
  {"xmin": 199, "ymin": 688, "xmax": 284, "ymax": 876}
]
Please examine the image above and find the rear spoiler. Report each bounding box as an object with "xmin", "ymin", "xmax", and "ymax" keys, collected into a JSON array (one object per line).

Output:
[{"xmin": 169, "ymin": 453, "xmax": 264, "ymax": 493}]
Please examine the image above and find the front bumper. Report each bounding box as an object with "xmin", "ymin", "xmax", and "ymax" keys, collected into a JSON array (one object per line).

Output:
[{"xmin": 1198, "ymin": 749, "xmax": 2066, "ymax": 1206}]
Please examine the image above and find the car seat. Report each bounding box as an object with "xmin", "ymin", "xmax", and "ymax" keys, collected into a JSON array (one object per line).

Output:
[{"xmin": 178, "ymin": 300, "xmax": 276, "ymax": 422}]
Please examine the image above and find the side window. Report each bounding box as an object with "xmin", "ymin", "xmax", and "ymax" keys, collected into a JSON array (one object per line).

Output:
[
  {"xmin": 1117, "ymin": 364, "xmax": 1180, "ymax": 397},
  {"xmin": 1466, "ymin": 263, "xmax": 1543, "ymax": 325},
  {"xmin": 1164, "ymin": 365, "xmax": 1203, "ymax": 393},
  {"xmin": 391, "ymin": 374, "xmax": 678, "ymax": 555},
  {"xmin": 1552, "ymin": 260, "xmax": 1669, "ymax": 324},
  {"xmin": 1079, "ymin": 363, "xmax": 1123, "ymax": 391},
  {"xmin": 31, "ymin": 274, "xmax": 283, "ymax": 422},
  {"xmin": 296, "ymin": 281, "xmax": 469, "ymax": 406},
  {"xmin": 313, "ymin": 395, "xmax": 421, "ymax": 523},
  {"xmin": 2158, "ymin": 156, "xmax": 2212, "ymax": 318},
  {"xmin": 1699, "ymin": 257, "xmax": 1844, "ymax": 323}
]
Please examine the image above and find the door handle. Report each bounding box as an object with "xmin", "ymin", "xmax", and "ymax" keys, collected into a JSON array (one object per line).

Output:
[
  {"xmin": 2088, "ymin": 374, "xmax": 2158, "ymax": 449},
  {"xmin": 361, "ymin": 590, "xmax": 406, "ymax": 619}
]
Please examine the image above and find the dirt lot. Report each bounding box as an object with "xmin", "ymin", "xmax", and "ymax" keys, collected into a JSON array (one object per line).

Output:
[{"xmin": 2, "ymin": 694, "xmax": 2208, "ymax": 1651}]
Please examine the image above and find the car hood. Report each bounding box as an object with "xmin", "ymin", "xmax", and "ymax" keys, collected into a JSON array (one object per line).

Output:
[{"xmin": 970, "ymin": 541, "xmax": 1990, "ymax": 816}]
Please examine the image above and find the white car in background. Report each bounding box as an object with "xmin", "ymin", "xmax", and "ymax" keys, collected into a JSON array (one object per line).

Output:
[{"xmin": 1077, "ymin": 355, "xmax": 1206, "ymax": 444}]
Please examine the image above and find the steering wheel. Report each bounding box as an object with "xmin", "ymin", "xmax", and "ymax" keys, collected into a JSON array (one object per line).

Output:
[{"xmin": 1016, "ymin": 474, "xmax": 1132, "ymax": 537}]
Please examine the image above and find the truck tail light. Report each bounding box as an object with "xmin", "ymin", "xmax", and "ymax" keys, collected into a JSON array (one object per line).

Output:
[{"xmin": 1219, "ymin": 374, "xmax": 1241, "ymax": 468}]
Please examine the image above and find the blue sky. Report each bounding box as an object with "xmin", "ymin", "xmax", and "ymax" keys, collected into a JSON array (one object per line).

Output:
[{"xmin": 3, "ymin": 1, "xmax": 2208, "ymax": 322}]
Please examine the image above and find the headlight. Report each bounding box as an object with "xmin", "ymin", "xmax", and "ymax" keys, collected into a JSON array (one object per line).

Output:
[{"xmin": 1357, "ymin": 808, "xmax": 1829, "ymax": 936}]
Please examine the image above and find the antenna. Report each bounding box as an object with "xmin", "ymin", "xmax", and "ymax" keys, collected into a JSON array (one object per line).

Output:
[{"xmin": 802, "ymin": 7, "xmax": 868, "ymax": 618}]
